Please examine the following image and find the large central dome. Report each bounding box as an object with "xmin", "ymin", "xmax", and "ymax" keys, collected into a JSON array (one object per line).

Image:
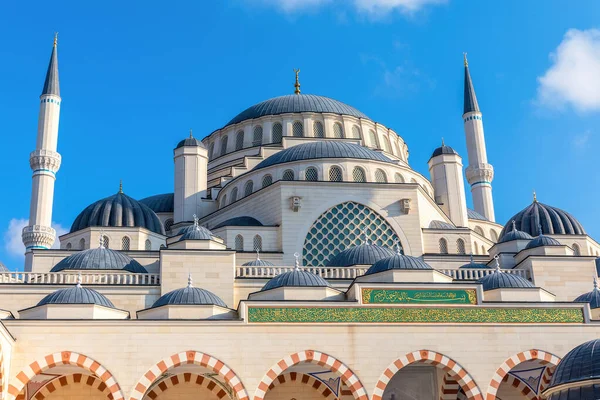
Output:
[{"xmin": 225, "ymin": 94, "xmax": 369, "ymax": 128}]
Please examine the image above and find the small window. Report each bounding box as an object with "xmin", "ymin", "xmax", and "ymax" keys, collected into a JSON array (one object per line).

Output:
[
  {"xmin": 329, "ymin": 166, "xmax": 342, "ymax": 182},
  {"xmin": 369, "ymin": 130, "xmax": 378, "ymax": 148},
  {"xmin": 79, "ymin": 238, "xmax": 85, "ymax": 250},
  {"xmin": 122, "ymin": 236, "xmax": 130, "ymax": 251},
  {"xmin": 456, "ymin": 239, "xmax": 466, "ymax": 255},
  {"xmin": 244, "ymin": 181, "xmax": 254, "ymax": 197},
  {"xmin": 490, "ymin": 230, "xmax": 499, "ymax": 242},
  {"xmin": 394, "ymin": 173, "xmax": 405, "ymax": 183},
  {"xmin": 382, "ymin": 136, "xmax": 391, "ymax": 152},
  {"xmin": 102, "ymin": 235, "xmax": 109, "ymax": 249},
  {"xmin": 439, "ymin": 238, "xmax": 448, "ymax": 254},
  {"xmin": 352, "ymin": 167, "xmax": 366, "ymax": 182},
  {"xmin": 272, "ymin": 123, "xmax": 283, "ymax": 143},
  {"xmin": 262, "ymin": 175, "xmax": 273, "ymax": 188},
  {"xmin": 220, "ymin": 136, "xmax": 228, "ymax": 156},
  {"xmin": 333, "ymin": 123, "xmax": 344, "ymax": 138},
  {"xmin": 481, "ymin": 244, "xmax": 486, "ymax": 254},
  {"xmin": 293, "ymin": 121, "xmax": 303, "ymax": 137},
  {"xmin": 282, "ymin": 169, "xmax": 295, "ymax": 181},
  {"xmin": 410, "ymin": 178, "xmax": 418, "ymax": 184},
  {"xmin": 235, "ymin": 235, "xmax": 244, "ymax": 251},
  {"xmin": 253, "ymin": 126, "xmax": 263, "ymax": 146},
  {"xmin": 253, "ymin": 235, "xmax": 263, "ymax": 251},
  {"xmin": 208, "ymin": 143, "xmax": 215, "ymax": 159},
  {"xmin": 221, "ymin": 194, "xmax": 227, "ymax": 208},
  {"xmin": 305, "ymin": 167, "xmax": 318, "ymax": 181},
  {"xmin": 235, "ymin": 130, "xmax": 244, "ymax": 150},
  {"xmin": 573, "ymin": 243, "xmax": 581, "ymax": 256},
  {"xmin": 375, "ymin": 169, "xmax": 387, "ymax": 183},
  {"xmin": 145, "ymin": 239, "xmax": 151, "ymax": 251},
  {"xmin": 474, "ymin": 226, "xmax": 485, "ymax": 237},
  {"xmin": 164, "ymin": 218, "xmax": 174, "ymax": 233},
  {"xmin": 352, "ymin": 125, "xmax": 361, "ymax": 139},
  {"xmin": 313, "ymin": 121, "xmax": 324, "ymax": 138},
  {"xmin": 66, "ymin": 242, "xmax": 72, "ymax": 250},
  {"xmin": 230, "ymin": 187, "xmax": 238, "ymax": 203}
]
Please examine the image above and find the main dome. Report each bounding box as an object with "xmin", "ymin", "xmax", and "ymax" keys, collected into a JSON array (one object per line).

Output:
[
  {"xmin": 225, "ymin": 94, "xmax": 369, "ymax": 128},
  {"xmin": 499, "ymin": 201, "xmax": 586, "ymax": 238}
]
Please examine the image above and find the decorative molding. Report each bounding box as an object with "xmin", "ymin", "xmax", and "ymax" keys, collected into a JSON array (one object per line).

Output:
[
  {"xmin": 466, "ymin": 163, "xmax": 494, "ymax": 184},
  {"xmin": 29, "ymin": 149, "xmax": 61, "ymax": 173},
  {"xmin": 361, "ymin": 288, "xmax": 477, "ymax": 305}
]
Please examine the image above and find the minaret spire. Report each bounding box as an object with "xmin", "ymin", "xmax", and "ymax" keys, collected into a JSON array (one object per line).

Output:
[
  {"xmin": 463, "ymin": 53, "xmax": 479, "ymax": 114},
  {"xmin": 42, "ymin": 33, "xmax": 60, "ymax": 96},
  {"xmin": 293, "ymin": 69, "xmax": 301, "ymax": 95}
]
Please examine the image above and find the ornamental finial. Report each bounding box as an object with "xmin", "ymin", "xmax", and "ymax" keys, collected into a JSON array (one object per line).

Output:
[
  {"xmin": 99, "ymin": 230, "xmax": 105, "ymax": 249},
  {"xmin": 76, "ymin": 271, "xmax": 82, "ymax": 287},
  {"xmin": 537, "ymin": 223, "xmax": 543, "ymax": 236},
  {"xmin": 463, "ymin": 52, "xmax": 468, "ymax": 67},
  {"xmin": 512, "ymin": 220, "xmax": 517, "ymax": 232},
  {"xmin": 256, "ymin": 249, "xmax": 261, "ymax": 261},
  {"xmin": 470, "ymin": 253, "xmax": 474, "ymax": 265},
  {"xmin": 441, "ymin": 137, "xmax": 445, "ymax": 146},
  {"xmin": 119, "ymin": 180, "xmax": 123, "ymax": 194},
  {"xmin": 533, "ymin": 190, "xmax": 537, "ymax": 202},
  {"xmin": 594, "ymin": 276, "xmax": 598, "ymax": 290},
  {"xmin": 188, "ymin": 272, "xmax": 193, "ymax": 288},
  {"xmin": 494, "ymin": 255, "xmax": 500, "ymax": 272},
  {"xmin": 293, "ymin": 252, "xmax": 300, "ymax": 270},
  {"xmin": 293, "ymin": 68, "xmax": 301, "ymax": 95},
  {"xmin": 54, "ymin": 32, "xmax": 58, "ymax": 47},
  {"xmin": 193, "ymin": 214, "xmax": 199, "ymax": 228},
  {"xmin": 363, "ymin": 228, "xmax": 370, "ymax": 245},
  {"xmin": 189, "ymin": 128, "xmax": 193, "ymax": 139},
  {"xmin": 394, "ymin": 239, "xmax": 401, "ymax": 255}
]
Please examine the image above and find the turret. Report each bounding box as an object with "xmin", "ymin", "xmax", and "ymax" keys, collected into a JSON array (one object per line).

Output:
[
  {"xmin": 173, "ymin": 130, "xmax": 209, "ymax": 223},
  {"xmin": 428, "ymin": 140, "xmax": 469, "ymax": 227},
  {"xmin": 22, "ymin": 34, "xmax": 62, "ymax": 271},
  {"xmin": 462, "ymin": 54, "xmax": 495, "ymax": 222}
]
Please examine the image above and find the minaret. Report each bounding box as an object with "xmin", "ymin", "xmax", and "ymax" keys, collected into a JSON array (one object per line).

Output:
[
  {"xmin": 22, "ymin": 34, "xmax": 62, "ymax": 269},
  {"xmin": 462, "ymin": 54, "xmax": 495, "ymax": 222}
]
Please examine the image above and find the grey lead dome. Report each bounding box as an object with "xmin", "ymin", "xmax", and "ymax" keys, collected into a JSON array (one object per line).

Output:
[
  {"xmin": 326, "ymin": 244, "xmax": 395, "ymax": 267},
  {"xmin": 37, "ymin": 286, "xmax": 116, "ymax": 308},
  {"xmin": 261, "ymin": 269, "xmax": 330, "ymax": 291},
  {"xmin": 152, "ymin": 286, "xmax": 227, "ymax": 308},
  {"xmin": 50, "ymin": 247, "xmax": 147, "ymax": 273},
  {"xmin": 499, "ymin": 201, "xmax": 586, "ymax": 238}
]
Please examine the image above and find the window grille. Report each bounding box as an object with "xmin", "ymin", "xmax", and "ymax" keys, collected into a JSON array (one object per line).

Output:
[
  {"xmin": 474, "ymin": 226, "xmax": 485, "ymax": 237},
  {"xmin": 66, "ymin": 242, "xmax": 72, "ymax": 250},
  {"xmin": 382, "ymin": 137, "xmax": 391, "ymax": 152},
  {"xmin": 102, "ymin": 235, "xmax": 110, "ymax": 249},
  {"xmin": 122, "ymin": 236, "xmax": 130, "ymax": 251},
  {"xmin": 235, "ymin": 130, "xmax": 244, "ymax": 150},
  {"xmin": 329, "ymin": 166, "xmax": 342, "ymax": 182},
  {"xmin": 231, "ymin": 187, "xmax": 238, "ymax": 203},
  {"xmin": 352, "ymin": 167, "xmax": 366, "ymax": 182},
  {"xmin": 253, "ymin": 126, "xmax": 263, "ymax": 146},
  {"xmin": 490, "ymin": 230, "xmax": 499, "ymax": 242},
  {"xmin": 293, "ymin": 121, "xmax": 303, "ymax": 137},
  {"xmin": 375, "ymin": 169, "xmax": 387, "ymax": 183},
  {"xmin": 456, "ymin": 239, "xmax": 466, "ymax": 255},
  {"xmin": 235, "ymin": 235, "xmax": 244, "ymax": 251},
  {"xmin": 369, "ymin": 130, "xmax": 378, "ymax": 148},
  {"xmin": 220, "ymin": 136, "xmax": 228, "ymax": 156},
  {"xmin": 208, "ymin": 143, "xmax": 215, "ymax": 159},
  {"xmin": 352, "ymin": 125, "xmax": 361, "ymax": 139},
  {"xmin": 221, "ymin": 195, "xmax": 227, "ymax": 208},
  {"xmin": 145, "ymin": 239, "xmax": 151, "ymax": 251},
  {"xmin": 253, "ymin": 235, "xmax": 263, "ymax": 251},
  {"xmin": 333, "ymin": 123, "xmax": 344, "ymax": 138},
  {"xmin": 282, "ymin": 170, "xmax": 295, "ymax": 181},
  {"xmin": 394, "ymin": 173, "xmax": 405, "ymax": 183},
  {"xmin": 79, "ymin": 238, "xmax": 85, "ymax": 250},
  {"xmin": 164, "ymin": 219, "xmax": 174, "ymax": 232},
  {"xmin": 262, "ymin": 175, "xmax": 273, "ymax": 188},
  {"xmin": 272, "ymin": 123, "xmax": 283, "ymax": 143},
  {"xmin": 573, "ymin": 243, "xmax": 581, "ymax": 256},
  {"xmin": 439, "ymin": 238, "xmax": 448, "ymax": 254},
  {"xmin": 313, "ymin": 121, "xmax": 324, "ymax": 138},
  {"xmin": 305, "ymin": 167, "xmax": 318, "ymax": 181},
  {"xmin": 244, "ymin": 181, "xmax": 254, "ymax": 196}
]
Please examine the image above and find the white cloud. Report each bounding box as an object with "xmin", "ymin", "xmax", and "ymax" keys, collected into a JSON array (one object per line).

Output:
[
  {"xmin": 252, "ymin": 0, "xmax": 444, "ymax": 15},
  {"xmin": 537, "ymin": 29, "xmax": 600, "ymax": 112},
  {"xmin": 3, "ymin": 218, "xmax": 68, "ymax": 259}
]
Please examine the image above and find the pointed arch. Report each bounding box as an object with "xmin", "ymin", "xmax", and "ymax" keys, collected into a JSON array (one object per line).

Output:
[
  {"xmin": 372, "ymin": 350, "xmax": 483, "ymax": 400},
  {"xmin": 253, "ymin": 350, "xmax": 367, "ymax": 400},
  {"xmin": 6, "ymin": 351, "xmax": 125, "ymax": 400},
  {"xmin": 129, "ymin": 351, "xmax": 248, "ymax": 400}
]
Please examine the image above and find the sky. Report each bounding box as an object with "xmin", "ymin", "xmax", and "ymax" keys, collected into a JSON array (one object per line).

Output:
[{"xmin": 1, "ymin": 0, "xmax": 600, "ymax": 269}]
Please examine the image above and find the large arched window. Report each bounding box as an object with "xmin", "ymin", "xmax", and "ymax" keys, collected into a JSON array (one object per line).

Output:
[
  {"xmin": 79, "ymin": 238, "xmax": 85, "ymax": 250},
  {"xmin": 439, "ymin": 238, "xmax": 448, "ymax": 254},
  {"xmin": 272, "ymin": 123, "xmax": 283, "ymax": 143},
  {"xmin": 164, "ymin": 218, "xmax": 174, "ymax": 233},
  {"xmin": 573, "ymin": 243, "xmax": 581, "ymax": 256},
  {"xmin": 244, "ymin": 181, "xmax": 254, "ymax": 197},
  {"xmin": 313, "ymin": 121, "xmax": 324, "ymax": 138},
  {"xmin": 329, "ymin": 166, "xmax": 342, "ymax": 182},
  {"xmin": 262, "ymin": 174, "xmax": 273, "ymax": 188},
  {"xmin": 253, "ymin": 126, "xmax": 263, "ymax": 146},
  {"xmin": 145, "ymin": 239, "xmax": 151, "ymax": 251},
  {"xmin": 282, "ymin": 169, "xmax": 295, "ymax": 181},
  {"xmin": 456, "ymin": 239, "xmax": 466, "ymax": 255},
  {"xmin": 292, "ymin": 121, "xmax": 303, "ymax": 137},
  {"xmin": 102, "ymin": 235, "xmax": 109, "ymax": 249},
  {"xmin": 208, "ymin": 142, "xmax": 215, "ymax": 159},
  {"xmin": 121, "ymin": 236, "xmax": 130, "ymax": 251},
  {"xmin": 352, "ymin": 167, "xmax": 366, "ymax": 182},
  {"xmin": 369, "ymin": 130, "xmax": 378, "ymax": 148},
  {"xmin": 253, "ymin": 235, "xmax": 263, "ymax": 251},
  {"xmin": 235, "ymin": 130, "xmax": 244, "ymax": 150},
  {"xmin": 305, "ymin": 167, "xmax": 318, "ymax": 181},
  {"xmin": 235, "ymin": 235, "xmax": 244, "ymax": 251},
  {"xmin": 230, "ymin": 187, "xmax": 238, "ymax": 203},
  {"xmin": 220, "ymin": 136, "xmax": 228, "ymax": 156},
  {"xmin": 375, "ymin": 169, "xmax": 387, "ymax": 183},
  {"xmin": 333, "ymin": 123, "xmax": 344, "ymax": 138},
  {"xmin": 394, "ymin": 173, "xmax": 405, "ymax": 183}
]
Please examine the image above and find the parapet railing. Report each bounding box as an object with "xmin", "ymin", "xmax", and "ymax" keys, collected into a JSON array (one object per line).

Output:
[
  {"xmin": 438, "ymin": 268, "xmax": 531, "ymax": 280},
  {"xmin": 0, "ymin": 272, "xmax": 160, "ymax": 285}
]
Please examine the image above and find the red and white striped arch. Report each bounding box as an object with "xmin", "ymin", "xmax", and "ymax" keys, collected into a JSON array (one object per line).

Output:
[
  {"xmin": 31, "ymin": 373, "xmax": 113, "ymax": 400},
  {"xmin": 143, "ymin": 373, "xmax": 228, "ymax": 400},
  {"xmin": 267, "ymin": 372, "xmax": 338, "ymax": 400},
  {"xmin": 500, "ymin": 375, "xmax": 538, "ymax": 400}
]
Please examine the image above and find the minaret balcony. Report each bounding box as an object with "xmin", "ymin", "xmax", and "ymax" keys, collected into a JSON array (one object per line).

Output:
[
  {"xmin": 22, "ymin": 225, "xmax": 56, "ymax": 249},
  {"xmin": 466, "ymin": 163, "xmax": 494, "ymax": 184},
  {"xmin": 29, "ymin": 149, "xmax": 61, "ymax": 173}
]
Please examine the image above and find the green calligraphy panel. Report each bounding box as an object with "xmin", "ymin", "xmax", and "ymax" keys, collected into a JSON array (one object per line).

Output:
[{"xmin": 362, "ymin": 288, "xmax": 477, "ymax": 305}]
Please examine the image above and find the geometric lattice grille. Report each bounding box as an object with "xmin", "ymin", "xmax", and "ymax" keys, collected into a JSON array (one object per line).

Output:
[
  {"xmin": 394, "ymin": 173, "xmax": 405, "ymax": 183},
  {"xmin": 352, "ymin": 125, "xmax": 361, "ymax": 139},
  {"xmin": 293, "ymin": 121, "xmax": 303, "ymax": 137},
  {"xmin": 329, "ymin": 166, "xmax": 342, "ymax": 182},
  {"xmin": 272, "ymin": 123, "xmax": 283, "ymax": 143},
  {"xmin": 102, "ymin": 235, "xmax": 110, "ymax": 249},
  {"xmin": 235, "ymin": 131, "xmax": 244, "ymax": 150},
  {"xmin": 375, "ymin": 169, "xmax": 387, "ymax": 183},
  {"xmin": 439, "ymin": 238, "xmax": 448, "ymax": 254},
  {"xmin": 313, "ymin": 121, "xmax": 324, "ymax": 138},
  {"xmin": 353, "ymin": 167, "xmax": 366, "ymax": 182},
  {"xmin": 262, "ymin": 175, "xmax": 273, "ymax": 188},
  {"xmin": 456, "ymin": 238, "xmax": 465, "ymax": 255},
  {"xmin": 121, "ymin": 236, "xmax": 130, "ymax": 251},
  {"xmin": 145, "ymin": 239, "xmax": 151, "ymax": 251},
  {"xmin": 235, "ymin": 235, "xmax": 244, "ymax": 251},
  {"xmin": 253, "ymin": 235, "xmax": 263, "ymax": 251},
  {"xmin": 282, "ymin": 170, "xmax": 295, "ymax": 181},
  {"xmin": 253, "ymin": 126, "xmax": 263, "ymax": 146},
  {"xmin": 302, "ymin": 201, "xmax": 400, "ymax": 266},
  {"xmin": 305, "ymin": 167, "xmax": 318, "ymax": 181},
  {"xmin": 333, "ymin": 123, "xmax": 343, "ymax": 138}
]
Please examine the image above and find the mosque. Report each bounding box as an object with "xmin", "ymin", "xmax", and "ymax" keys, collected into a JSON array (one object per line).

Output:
[{"xmin": 1, "ymin": 35, "xmax": 600, "ymax": 400}]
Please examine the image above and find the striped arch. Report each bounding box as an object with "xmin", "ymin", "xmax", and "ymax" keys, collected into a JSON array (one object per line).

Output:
[
  {"xmin": 486, "ymin": 350, "xmax": 560, "ymax": 400},
  {"xmin": 130, "ymin": 351, "xmax": 248, "ymax": 400},
  {"xmin": 538, "ymin": 366, "xmax": 556, "ymax": 393},
  {"xmin": 254, "ymin": 350, "xmax": 367, "ymax": 400},
  {"xmin": 267, "ymin": 372, "xmax": 337, "ymax": 400},
  {"xmin": 500, "ymin": 375, "xmax": 538, "ymax": 400},
  {"xmin": 440, "ymin": 374, "xmax": 460, "ymax": 400},
  {"xmin": 6, "ymin": 351, "xmax": 124, "ymax": 400},
  {"xmin": 31, "ymin": 373, "xmax": 113, "ymax": 400},
  {"xmin": 143, "ymin": 373, "xmax": 228, "ymax": 400},
  {"xmin": 372, "ymin": 350, "xmax": 483, "ymax": 400}
]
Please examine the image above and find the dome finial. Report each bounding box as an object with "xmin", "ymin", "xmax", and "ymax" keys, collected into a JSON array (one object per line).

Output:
[
  {"xmin": 54, "ymin": 32, "xmax": 58, "ymax": 47},
  {"xmin": 363, "ymin": 228, "xmax": 370, "ymax": 245},
  {"xmin": 193, "ymin": 214, "xmax": 199, "ymax": 228},
  {"xmin": 463, "ymin": 52, "xmax": 468, "ymax": 67},
  {"xmin": 533, "ymin": 190, "xmax": 537, "ymax": 202},
  {"xmin": 441, "ymin": 137, "xmax": 445, "ymax": 146},
  {"xmin": 188, "ymin": 272, "xmax": 193, "ymax": 288},
  {"xmin": 98, "ymin": 230, "xmax": 105, "ymax": 249},
  {"xmin": 189, "ymin": 128, "xmax": 193, "ymax": 139},
  {"xmin": 594, "ymin": 276, "xmax": 598, "ymax": 290},
  {"xmin": 512, "ymin": 220, "xmax": 517, "ymax": 232},
  {"xmin": 494, "ymin": 255, "xmax": 501, "ymax": 272},
  {"xmin": 470, "ymin": 253, "xmax": 474, "ymax": 265},
  {"xmin": 119, "ymin": 180, "xmax": 123, "ymax": 194},
  {"xmin": 394, "ymin": 239, "xmax": 402, "ymax": 255},
  {"xmin": 293, "ymin": 68, "xmax": 301, "ymax": 95},
  {"xmin": 256, "ymin": 249, "xmax": 261, "ymax": 261},
  {"xmin": 293, "ymin": 252, "xmax": 300, "ymax": 270},
  {"xmin": 537, "ymin": 223, "xmax": 543, "ymax": 237}
]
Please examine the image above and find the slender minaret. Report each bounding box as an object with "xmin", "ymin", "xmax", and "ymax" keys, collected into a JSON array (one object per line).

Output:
[
  {"xmin": 462, "ymin": 54, "xmax": 495, "ymax": 222},
  {"xmin": 22, "ymin": 34, "xmax": 62, "ymax": 269}
]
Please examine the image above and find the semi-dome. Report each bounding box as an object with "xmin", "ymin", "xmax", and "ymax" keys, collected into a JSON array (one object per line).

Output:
[
  {"xmin": 365, "ymin": 253, "xmax": 432, "ymax": 275},
  {"xmin": 261, "ymin": 269, "xmax": 330, "ymax": 291},
  {"xmin": 574, "ymin": 281, "xmax": 600, "ymax": 309},
  {"xmin": 224, "ymin": 94, "xmax": 369, "ymax": 128},
  {"xmin": 50, "ymin": 247, "xmax": 147, "ymax": 273},
  {"xmin": 213, "ymin": 216, "xmax": 263, "ymax": 230},
  {"xmin": 546, "ymin": 339, "xmax": 600, "ymax": 397},
  {"xmin": 498, "ymin": 221, "xmax": 533, "ymax": 243},
  {"xmin": 139, "ymin": 193, "xmax": 174, "ymax": 213},
  {"xmin": 459, "ymin": 255, "xmax": 491, "ymax": 269},
  {"xmin": 152, "ymin": 281, "xmax": 227, "ymax": 308},
  {"xmin": 37, "ymin": 285, "xmax": 115, "ymax": 308},
  {"xmin": 499, "ymin": 199, "xmax": 586, "ymax": 238},
  {"xmin": 428, "ymin": 220, "xmax": 457, "ymax": 230},
  {"xmin": 71, "ymin": 190, "xmax": 165, "ymax": 235},
  {"xmin": 326, "ymin": 243, "xmax": 395, "ymax": 267},
  {"xmin": 477, "ymin": 271, "xmax": 534, "ymax": 291},
  {"xmin": 254, "ymin": 141, "xmax": 394, "ymax": 171},
  {"xmin": 525, "ymin": 235, "xmax": 562, "ymax": 250}
]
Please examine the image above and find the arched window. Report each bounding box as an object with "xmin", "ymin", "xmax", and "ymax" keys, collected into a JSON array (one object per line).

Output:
[
  {"xmin": 333, "ymin": 123, "xmax": 344, "ymax": 138},
  {"xmin": 313, "ymin": 121, "xmax": 324, "ymax": 138},
  {"xmin": 79, "ymin": 238, "xmax": 85, "ymax": 250},
  {"xmin": 305, "ymin": 167, "xmax": 318, "ymax": 181},
  {"xmin": 410, "ymin": 178, "xmax": 418, "ymax": 184},
  {"xmin": 253, "ymin": 235, "xmax": 263, "ymax": 251},
  {"xmin": 352, "ymin": 167, "xmax": 366, "ymax": 182},
  {"xmin": 456, "ymin": 239, "xmax": 466, "ymax": 255},
  {"xmin": 490, "ymin": 230, "xmax": 499, "ymax": 242},
  {"xmin": 382, "ymin": 136, "xmax": 391, "ymax": 152},
  {"xmin": 394, "ymin": 173, "xmax": 405, "ymax": 183},
  {"xmin": 474, "ymin": 242, "xmax": 479, "ymax": 255},
  {"xmin": 375, "ymin": 169, "xmax": 387, "ymax": 183},
  {"xmin": 235, "ymin": 235, "xmax": 244, "ymax": 251},
  {"xmin": 272, "ymin": 123, "xmax": 283, "ymax": 143},
  {"xmin": 573, "ymin": 243, "xmax": 581, "ymax": 256},
  {"xmin": 235, "ymin": 130, "xmax": 244, "ymax": 150},
  {"xmin": 122, "ymin": 236, "xmax": 130, "ymax": 251},
  {"xmin": 244, "ymin": 181, "xmax": 254, "ymax": 197},
  {"xmin": 230, "ymin": 187, "xmax": 238, "ymax": 203},
  {"xmin": 262, "ymin": 174, "xmax": 273, "ymax": 188},
  {"xmin": 282, "ymin": 169, "xmax": 295, "ymax": 181},
  {"xmin": 208, "ymin": 142, "xmax": 215, "ymax": 159},
  {"xmin": 439, "ymin": 238, "xmax": 448, "ymax": 254},
  {"xmin": 481, "ymin": 244, "xmax": 486, "ymax": 254},
  {"xmin": 474, "ymin": 226, "xmax": 485, "ymax": 237},
  {"xmin": 164, "ymin": 218, "xmax": 174, "ymax": 233},
  {"xmin": 369, "ymin": 130, "xmax": 378, "ymax": 148},
  {"xmin": 145, "ymin": 239, "xmax": 151, "ymax": 251},
  {"xmin": 220, "ymin": 136, "xmax": 228, "ymax": 156},
  {"xmin": 329, "ymin": 166, "xmax": 342, "ymax": 182},
  {"xmin": 253, "ymin": 126, "xmax": 263, "ymax": 146},
  {"xmin": 221, "ymin": 194, "xmax": 227, "ymax": 208},
  {"xmin": 352, "ymin": 125, "xmax": 361, "ymax": 139},
  {"xmin": 66, "ymin": 242, "xmax": 72, "ymax": 250},
  {"xmin": 102, "ymin": 235, "xmax": 110, "ymax": 249},
  {"xmin": 292, "ymin": 121, "xmax": 303, "ymax": 137}
]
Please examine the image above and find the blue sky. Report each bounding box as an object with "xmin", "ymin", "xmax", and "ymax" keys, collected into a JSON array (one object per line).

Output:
[{"xmin": 1, "ymin": 0, "xmax": 599, "ymax": 269}]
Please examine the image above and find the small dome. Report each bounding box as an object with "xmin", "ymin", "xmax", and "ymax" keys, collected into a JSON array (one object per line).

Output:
[
  {"xmin": 500, "ymin": 200, "xmax": 586, "ymax": 238},
  {"xmin": 71, "ymin": 191, "xmax": 165, "ymax": 235},
  {"xmin": 459, "ymin": 256, "xmax": 491, "ymax": 269},
  {"xmin": 37, "ymin": 285, "xmax": 115, "ymax": 308},
  {"xmin": 326, "ymin": 244, "xmax": 395, "ymax": 267},
  {"xmin": 575, "ymin": 282, "xmax": 600, "ymax": 309},
  {"xmin": 139, "ymin": 193, "xmax": 174, "ymax": 213},
  {"xmin": 430, "ymin": 143, "xmax": 458, "ymax": 159},
  {"xmin": 547, "ymin": 339, "xmax": 600, "ymax": 392},
  {"xmin": 477, "ymin": 271, "xmax": 534, "ymax": 291},
  {"xmin": 179, "ymin": 226, "xmax": 213, "ymax": 241},
  {"xmin": 50, "ymin": 247, "xmax": 147, "ymax": 273},
  {"xmin": 242, "ymin": 258, "xmax": 275, "ymax": 267},
  {"xmin": 498, "ymin": 221, "xmax": 533, "ymax": 243},
  {"xmin": 152, "ymin": 284, "xmax": 226, "ymax": 308},
  {"xmin": 213, "ymin": 216, "xmax": 263, "ymax": 230},
  {"xmin": 428, "ymin": 220, "xmax": 457, "ymax": 230},
  {"xmin": 365, "ymin": 253, "xmax": 432, "ymax": 275},
  {"xmin": 176, "ymin": 131, "xmax": 206, "ymax": 149},
  {"xmin": 467, "ymin": 208, "xmax": 489, "ymax": 221},
  {"xmin": 525, "ymin": 235, "xmax": 562, "ymax": 250},
  {"xmin": 262, "ymin": 269, "xmax": 330, "ymax": 291}
]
